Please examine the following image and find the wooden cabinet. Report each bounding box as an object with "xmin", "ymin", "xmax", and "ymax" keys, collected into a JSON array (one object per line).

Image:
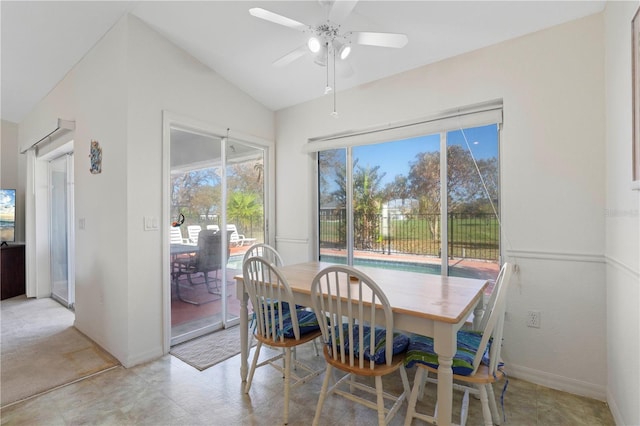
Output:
[{"xmin": 1, "ymin": 244, "xmax": 25, "ymax": 300}]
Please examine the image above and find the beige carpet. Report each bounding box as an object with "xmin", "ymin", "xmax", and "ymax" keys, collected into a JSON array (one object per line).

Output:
[
  {"xmin": 170, "ymin": 326, "xmax": 254, "ymax": 371},
  {"xmin": 0, "ymin": 296, "xmax": 120, "ymax": 408}
]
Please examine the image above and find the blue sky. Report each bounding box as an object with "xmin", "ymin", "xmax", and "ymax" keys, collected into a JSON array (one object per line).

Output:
[{"xmin": 353, "ymin": 124, "xmax": 498, "ymax": 186}]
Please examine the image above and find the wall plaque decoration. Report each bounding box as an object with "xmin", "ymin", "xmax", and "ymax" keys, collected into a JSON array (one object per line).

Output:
[{"xmin": 89, "ymin": 140, "xmax": 102, "ymax": 174}]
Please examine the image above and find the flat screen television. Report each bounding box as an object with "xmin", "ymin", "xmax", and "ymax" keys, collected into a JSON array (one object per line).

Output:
[{"xmin": 0, "ymin": 189, "xmax": 16, "ymax": 244}]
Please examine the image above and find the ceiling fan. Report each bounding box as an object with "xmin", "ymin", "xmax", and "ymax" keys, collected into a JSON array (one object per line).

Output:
[{"xmin": 248, "ymin": 1, "xmax": 408, "ymax": 68}]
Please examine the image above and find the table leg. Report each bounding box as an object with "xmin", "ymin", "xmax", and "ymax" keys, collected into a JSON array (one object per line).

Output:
[
  {"xmin": 237, "ymin": 279, "xmax": 249, "ymax": 382},
  {"xmin": 473, "ymin": 296, "xmax": 485, "ymax": 330},
  {"xmin": 434, "ymin": 322, "xmax": 457, "ymax": 426}
]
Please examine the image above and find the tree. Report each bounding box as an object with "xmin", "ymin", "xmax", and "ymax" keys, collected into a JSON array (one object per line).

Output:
[
  {"xmin": 407, "ymin": 145, "xmax": 497, "ymax": 238},
  {"xmin": 227, "ymin": 191, "xmax": 262, "ymax": 232},
  {"xmin": 171, "ymin": 170, "xmax": 219, "ymax": 220},
  {"xmin": 227, "ymin": 161, "xmax": 264, "ymax": 203},
  {"xmin": 190, "ymin": 185, "xmax": 220, "ymax": 218},
  {"xmin": 319, "ymin": 149, "xmax": 345, "ymax": 206},
  {"xmin": 383, "ymin": 174, "xmax": 412, "ymax": 204},
  {"xmin": 330, "ymin": 159, "xmax": 386, "ymax": 249},
  {"xmin": 407, "ymin": 150, "xmax": 441, "ymax": 238}
]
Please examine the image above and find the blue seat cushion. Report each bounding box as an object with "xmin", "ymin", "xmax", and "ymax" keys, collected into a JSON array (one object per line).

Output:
[
  {"xmin": 255, "ymin": 304, "xmax": 320, "ymax": 338},
  {"xmin": 404, "ymin": 330, "xmax": 492, "ymax": 376},
  {"xmin": 329, "ymin": 324, "xmax": 409, "ymax": 365}
]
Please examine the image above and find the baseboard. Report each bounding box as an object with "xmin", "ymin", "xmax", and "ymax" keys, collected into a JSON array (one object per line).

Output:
[
  {"xmin": 606, "ymin": 388, "xmax": 625, "ymax": 426},
  {"xmin": 507, "ymin": 363, "xmax": 607, "ymax": 401},
  {"xmin": 121, "ymin": 346, "xmax": 164, "ymax": 369}
]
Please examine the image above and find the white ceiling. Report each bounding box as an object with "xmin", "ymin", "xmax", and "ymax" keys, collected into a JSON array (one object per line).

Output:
[{"xmin": 1, "ymin": 0, "xmax": 606, "ymax": 124}]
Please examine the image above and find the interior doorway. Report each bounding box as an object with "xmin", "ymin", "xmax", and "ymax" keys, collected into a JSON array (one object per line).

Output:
[{"xmin": 49, "ymin": 153, "xmax": 75, "ymax": 308}]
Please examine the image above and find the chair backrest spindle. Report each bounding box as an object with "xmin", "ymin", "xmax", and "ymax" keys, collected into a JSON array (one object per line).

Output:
[
  {"xmin": 243, "ymin": 256, "xmax": 301, "ymax": 343},
  {"xmin": 311, "ymin": 265, "xmax": 396, "ymax": 369}
]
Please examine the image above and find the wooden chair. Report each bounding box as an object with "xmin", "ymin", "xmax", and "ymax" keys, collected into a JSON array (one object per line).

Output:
[
  {"xmin": 242, "ymin": 255, "xmax": 323, "ymax": 425},
  {"xmin": 310, "ymin": 265, "xmax": 411, "ymax": 426},
  {"xmin": 243, "ymin": 243, "xmax": 320, "ymax": 359},
  {"xmin": 403, "ymin": 263, "xmax": 514, "ymax": 426},
  {"xmin": 242, "ymin": 243, "xmax": 284, "ymax": 267}
]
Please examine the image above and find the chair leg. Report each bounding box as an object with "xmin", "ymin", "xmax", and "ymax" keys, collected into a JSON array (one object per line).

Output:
[
  {"xmin": 478, "ymin": 384, "xmax": 493, "ymax": 426},
  {"xmin": 418, "ymin": 370, "xmax": 428, "ymax": 401},
  {"xmin": 486, "ymin": 383, "xmax": 501, "ymax": 425},
  {"xmin": 400, "ymin": 365, "xmax": 411, "ymax": 398},
  {"xmin": 245, "ymin": 341, "xmax": 262, "ymax": 393},
  {"xmin": 460, "ymin": 389, "xmax": 470, "ymax": 426},
  {"xmin": 283, "ymin": 347, "xmax": 292, "ymax": 425},
  {"xmin": 404, "ymin": 367, "xmax": 424, "ymax": 426},
  {"xmin": 375, "ymin": 375, "xmax": 385, "ymax": 426},
  {"xmin": 312, "ymin": 365, "xmax": 333, "ymax": 426}
]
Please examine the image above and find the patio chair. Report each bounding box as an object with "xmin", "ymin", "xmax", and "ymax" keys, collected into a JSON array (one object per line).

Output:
[
  {"xmin": 242, "ymin": 255, "xmax": 324, "ymax": 425},
  {"xmin": 174, "ymin": 229, "xmax": 228, "ymax": 305},
  {"xmin": 187, "ymin": 225, "xmax": 201, "ymax": 245},
  {"xmin": 310, "ymin": 265, "xmax": 411, "ymax": 426},
  {"xmin": 228, "ymin": 224, "xmax": 257, "ymax": 247},
  {"xmin": 403, "ymin": 262, "xmax": 514, "ymax": 426},
  {"xmin": 169, "ymin": 226, "xmax": 187, "ymax": 244}
]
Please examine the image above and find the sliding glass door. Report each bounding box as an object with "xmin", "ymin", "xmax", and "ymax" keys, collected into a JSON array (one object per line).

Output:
[
  {"xmin": 49, "ymin": 153, "xmax": 75, "ymax": 308},
  {"xmin": 318, "ymin": 124, "xmax": 500, "ymax": 280},
  {"xmin": 169, "ymin": 127, "xmax": 267, "ymax": 345}
]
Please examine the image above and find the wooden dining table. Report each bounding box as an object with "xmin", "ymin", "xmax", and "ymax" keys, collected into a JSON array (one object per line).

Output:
[{"xmin": 234, "ymin": 261, "xmax": 488, "ymax": 426}]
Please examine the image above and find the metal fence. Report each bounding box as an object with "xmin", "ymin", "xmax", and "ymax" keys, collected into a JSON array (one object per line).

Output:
[{"xmin": 320, "ymin": 211, "xmax": 499, "ymax": 261}]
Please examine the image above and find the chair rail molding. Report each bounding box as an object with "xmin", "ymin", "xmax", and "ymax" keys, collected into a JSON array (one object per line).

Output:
[
  {"xmin": 605, "ymin": 254, "xmax": 640, "ymax": 278},
  {"xmin": 506, "ymin": 249, "xmax": 605, "ymax": 264},
  {"xmin": 275, "ymin": 236, "xmax": 309, "ymax": 244}
]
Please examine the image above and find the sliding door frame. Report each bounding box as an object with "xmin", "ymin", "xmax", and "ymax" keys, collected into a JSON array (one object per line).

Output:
[{"xmin": 161, "ymin": 111, "xmax": 275, "ymax": 353}]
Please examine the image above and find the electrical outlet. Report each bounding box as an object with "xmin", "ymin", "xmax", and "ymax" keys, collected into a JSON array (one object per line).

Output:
[{"xmin": 527, "ymin": 310, "xmax": 541, "ymax": 328}]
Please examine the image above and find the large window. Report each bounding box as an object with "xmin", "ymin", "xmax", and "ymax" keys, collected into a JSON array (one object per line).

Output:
[{"xmin": 318, "ymin": 121, "xmax": 500, "ymax": 280}]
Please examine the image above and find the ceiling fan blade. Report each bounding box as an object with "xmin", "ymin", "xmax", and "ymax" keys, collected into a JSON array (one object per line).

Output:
[
  {"xmin": 249, "ymin": 8, "xmax": 309, "ymax": 32},
  {"xmin": 329, "ymin": 0, "xmax": 359, "ymax": 22},
  {"xmin": 273, "ymin": 45, "xmax": 308, "ymax": 67},
  {"xmin": 352, "ymin": 32, "xmax": 408, "ymax": 48}
]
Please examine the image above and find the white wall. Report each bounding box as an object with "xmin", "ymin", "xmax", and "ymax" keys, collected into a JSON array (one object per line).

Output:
[
  {"xmin": 18, "ymin": 15, "xmax": 274, "ymax": 367},
  {"xmin": 0, "ymin": 120, "xmax": 25, "ymax": 242},
  {"xmin": 604, "ymin": 2, "xmax": 640, "ymax": 425},
  {"xmin": 122, "ymin": 15, "xmax": 274, "ymax": 365},
  {"xmin": 276, "ymin": 13, "xmax": 608, "ymax": 399}
]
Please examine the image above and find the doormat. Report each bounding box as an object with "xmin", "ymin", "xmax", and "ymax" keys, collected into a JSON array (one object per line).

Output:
[{"xmin": 170, "ymin": 326, "xmax": 254, "ymax": 371}]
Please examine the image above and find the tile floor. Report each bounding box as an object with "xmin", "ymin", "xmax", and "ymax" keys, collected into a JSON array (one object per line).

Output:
[{"xmin": 0, "ymin": 343, "xmax": 615, "ymax": 426}]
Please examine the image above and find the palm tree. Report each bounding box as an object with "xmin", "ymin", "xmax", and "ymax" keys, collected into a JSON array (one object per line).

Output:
[{"xmin": 227, "ymin": 192, "xmax": 262, "ymax": 233}]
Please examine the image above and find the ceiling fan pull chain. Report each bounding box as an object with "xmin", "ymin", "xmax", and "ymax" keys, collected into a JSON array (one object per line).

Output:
[
  {"xmin": 331, "ymin": 47, "xmax": 338, "ymax": 118},
  {"xmin": 325, "ymin": 42, "xmax": 332, "ymax": 95}
]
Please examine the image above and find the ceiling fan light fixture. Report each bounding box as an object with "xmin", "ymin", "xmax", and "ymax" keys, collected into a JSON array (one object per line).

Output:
[
  {"xmin": 307, "ymin": 37, "xmax": 321, "ymax": 53},
  {"xmin": 314, "ymin": 44, "xmax": 328, "ymax": 66},
  {"xmin": 336, "ymin": 42, "xmax": 351, "ymax": 60}
]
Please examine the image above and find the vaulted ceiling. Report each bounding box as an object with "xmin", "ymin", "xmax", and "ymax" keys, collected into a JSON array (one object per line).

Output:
[{"xmin": 1, "ymin": 1, "xmax": 606, "ymax": 123}]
